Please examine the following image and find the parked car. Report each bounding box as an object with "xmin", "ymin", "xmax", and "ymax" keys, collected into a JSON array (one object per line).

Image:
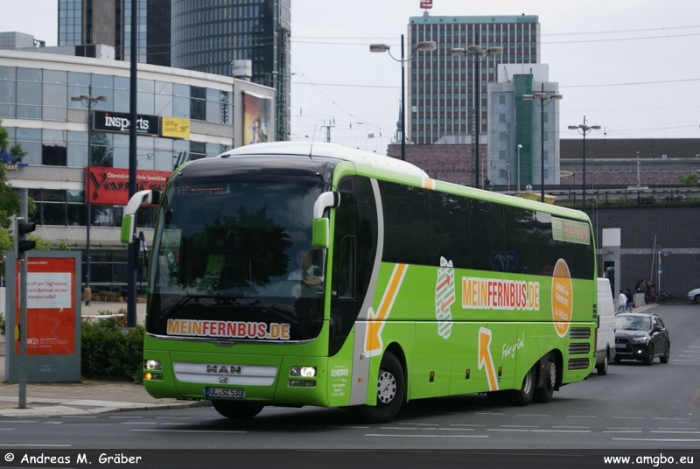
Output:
[
  {"xmin": 614, "ymin": 313, "xmax": 670, "ymax": 366},
  {"xmin": 687, "ymin": 287, "xmax": 700, "ymax": 303}
]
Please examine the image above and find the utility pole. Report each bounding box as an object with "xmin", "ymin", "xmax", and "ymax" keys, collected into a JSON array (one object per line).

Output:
[{"xmin": 320, "ymin": 122, "xmax": 335, "ymax": 143}]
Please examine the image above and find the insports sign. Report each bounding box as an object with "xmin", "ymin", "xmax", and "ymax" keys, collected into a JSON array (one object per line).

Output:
[{"xmin": 93, "ymin": 110, "xmax": 159, "ymax": 136}]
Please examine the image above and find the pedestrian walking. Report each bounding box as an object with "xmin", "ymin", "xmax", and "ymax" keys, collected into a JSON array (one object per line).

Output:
[
  {"xmin": 618, "ymin": 290, "xmax": 628, "ymax": 313},
  {"xmin": 625, "ymin": 288, "xmax": 634, "ymax": 312}
]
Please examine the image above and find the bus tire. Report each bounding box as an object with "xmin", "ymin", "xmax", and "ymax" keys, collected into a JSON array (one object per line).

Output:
[
  {"xmin": 534, "ymin": 358, "xmax": 556, "ymax": 403},
  {"xmin": 211, "ymin": 400, "xmax": 264, "ymax": 420},
  {"xmin": 512, "ymin": 364, "xmax": 536, "ymax": 406},
  {"xmin": 350, "ymin": 351, "xmax": 405, "ymax": 423}
]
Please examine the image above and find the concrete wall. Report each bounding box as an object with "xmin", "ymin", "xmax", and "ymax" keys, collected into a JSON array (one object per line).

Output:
[{"xmin": 589, "ymin": 203, "xmax": 700, "ymax": 301}]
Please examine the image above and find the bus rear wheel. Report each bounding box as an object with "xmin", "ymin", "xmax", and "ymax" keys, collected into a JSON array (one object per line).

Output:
[
  {"xmin": 211, "ymin": 400, "xmax": 264, "ymax": 420},
  {"xmin": 534, "ymin": 358, "xmax": 556, "ymax": 403},
  {"xmin": 350, "ymin": 351, "xmax": 405, "ymax": 423}
]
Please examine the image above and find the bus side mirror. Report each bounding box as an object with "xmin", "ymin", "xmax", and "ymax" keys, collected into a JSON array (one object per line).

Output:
[
  {"xmin": 121, "ymin": 214, "xmax": 135, "ymax": 244},
  {"xmin": 312, "ymin": 218, "xmax": 329, "ymax": 249}
]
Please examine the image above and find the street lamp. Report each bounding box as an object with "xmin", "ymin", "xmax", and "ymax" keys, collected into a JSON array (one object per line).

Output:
[
  {"xmin": 451, "ymin": 40, "xmax": 502, "ymax": 189},
  {"xmin": 523, "ymin": 84, "xmax": 562, "ymax": 202},
  {"xmin": 72, "ymin": 86, "xmax": 108, "ymax": 305},
  {"xmin": 370, "ymin": 35, "xmax": 436, "ymax": 161},
  {"xmin": 517, "ymin": 144, "xmax": 523, "ymax": 195},
  {"xmin": 568, "ymin": 116, "xmax": 600, "ymax": 210}
]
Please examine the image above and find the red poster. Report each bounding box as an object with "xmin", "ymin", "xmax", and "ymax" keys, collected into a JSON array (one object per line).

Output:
[
  {"xmin": 15, "ymin": 258, "xmax": 76, "ymax": 356},
  {"xmin": 85, "ymin": 167, "xmax": 171, "ymax": 205}
]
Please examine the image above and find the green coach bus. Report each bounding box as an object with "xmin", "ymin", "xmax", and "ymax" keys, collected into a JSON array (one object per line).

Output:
[{"xmin": 121, "ymin": 142, "xmax": 597, "ymax": 423}]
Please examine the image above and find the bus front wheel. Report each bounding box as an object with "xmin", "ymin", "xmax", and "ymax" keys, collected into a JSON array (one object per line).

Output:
[
  {"xmin": 211, "ymin": 400, "xmax": 264, "ymax": 420},
  {"xmin": 350, "ymin": 351, "xmax": 405, "ymax": 423}
]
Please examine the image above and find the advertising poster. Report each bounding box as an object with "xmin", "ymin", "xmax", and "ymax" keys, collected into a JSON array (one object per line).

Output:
[
  {"xmin": 14, "ymin": 257, "xmax": 77, "ymax": 356},
  {"xmin": 85, "ymin": 167, "xmax": 171, "ymax": 205},
  {"xmin": 242, "ymin": 91, "xmax": 271, "ymax": 145}
]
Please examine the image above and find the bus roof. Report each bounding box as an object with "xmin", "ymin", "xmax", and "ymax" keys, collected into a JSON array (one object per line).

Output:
[{"xmin": 220, "ymin": 142, "xmax": 429, "ymax": 178}]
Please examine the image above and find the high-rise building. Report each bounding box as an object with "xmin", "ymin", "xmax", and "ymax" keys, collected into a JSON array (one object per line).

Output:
[
  {"xmin": 171, "ymin": 0, "xmax": 291, "ymax": 140},
  {"xmin": 407, "ymin": 14, "xmax": 540, "ymax": 146},
  {"xmin": 488, "ymin": 64, "xmax": 562, "ymax": 188},
  {"xmin": 57, "ymin": 0, "xmax": 171, "ymax": 66}
]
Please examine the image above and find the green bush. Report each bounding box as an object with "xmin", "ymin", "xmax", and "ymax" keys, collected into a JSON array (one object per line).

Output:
[{"xmin": 81, "ymin": 315, "xmax": 144, "ymax": 383}]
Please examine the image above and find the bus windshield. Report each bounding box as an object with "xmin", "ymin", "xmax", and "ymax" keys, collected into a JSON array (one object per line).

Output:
[{"xmin": 147, "ymin": 175, "xmax": 327, "ymax": 341}]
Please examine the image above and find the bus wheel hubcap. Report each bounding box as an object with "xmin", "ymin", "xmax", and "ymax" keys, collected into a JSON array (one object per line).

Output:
[{"xmin": 377, "ymin": 371, "xmax": 397, "ymax": 404}]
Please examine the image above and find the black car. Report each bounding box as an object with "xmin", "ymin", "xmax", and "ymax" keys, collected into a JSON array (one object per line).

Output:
[{"xmin": 614, "ymin": 312, "xmax": 670, "ymax": 365}]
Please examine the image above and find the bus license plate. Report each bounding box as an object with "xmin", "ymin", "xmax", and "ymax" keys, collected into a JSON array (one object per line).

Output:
[{"xmin": 205, "ymin": 387, "xmax": 245, "ymax": 399}]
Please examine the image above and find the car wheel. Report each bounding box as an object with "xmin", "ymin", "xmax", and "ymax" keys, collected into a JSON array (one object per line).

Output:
[
  {"xmin": 534, "ymin": 358, "xmax": 556, "ymax": 403},
  {"xmin": 596, "ymin": 351, "xmax": 609, "ymax": 375},
  {"xmin": 659, "ymin": 342, "xmax": 670, "ymax": 364},
  {"xmin": 643, "ymin": 344, "xmax": 654, "ymax": 366},
  {"xmin": 211, "ymin": 400, "xmax": 264, "ymax": 420},
  {"xmin": 694, "ymin": 295, "xmax": 700, "ymax": 304},
  {"xmin": 350, "ymin": 351, "xmax": 405, "ymax": 423}
]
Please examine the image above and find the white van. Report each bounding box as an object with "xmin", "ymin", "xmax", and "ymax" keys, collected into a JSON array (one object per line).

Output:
[{"xmin": 595, "ymin": 277, "xmax": 617, "ymax": 375}]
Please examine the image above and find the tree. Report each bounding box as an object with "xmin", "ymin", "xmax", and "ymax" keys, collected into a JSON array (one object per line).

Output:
[{"xmin": 677, "ymin": 172, "xmax": 698, "ymax": 185}]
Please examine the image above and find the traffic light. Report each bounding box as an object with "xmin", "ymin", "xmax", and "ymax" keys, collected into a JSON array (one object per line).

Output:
[{"xmin": 14, "ymin": 217, "xmax": 36, "ymax": 258}]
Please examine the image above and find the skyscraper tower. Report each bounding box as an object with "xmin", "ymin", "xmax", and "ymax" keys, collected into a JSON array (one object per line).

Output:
[
  {"xmin": 407, "ymin": 15, "xmax": 540, "ymax": 146},
  {"xmin": 171, "ymin": 0, "xmax": 292, "ymax": 140},
  {"xmin": 57, "ymin": 0, "xmax": 171, "ymax": 66}
]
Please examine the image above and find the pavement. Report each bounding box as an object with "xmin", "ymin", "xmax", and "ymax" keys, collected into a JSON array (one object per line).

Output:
[{"xmin": 0, "ymin": 300, "xmax": 208, "ymax": 418}]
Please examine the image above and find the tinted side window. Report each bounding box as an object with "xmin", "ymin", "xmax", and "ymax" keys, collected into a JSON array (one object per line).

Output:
[
  {"xmin": 379, "ymin": 181, "xmax": 432, "ymax": 266},
  {"xmin": 537, "ymin": 212, "xmax": 595, "ymax": 280}
]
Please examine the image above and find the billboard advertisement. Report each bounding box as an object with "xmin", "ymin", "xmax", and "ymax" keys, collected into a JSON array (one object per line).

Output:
[
  {"xmin": 85, "ymin": 167, "xmax": 171, "ymax": 205},
  {"xmin": 242, "ymin": 91, "xmax": 271, "ymax": 145}
]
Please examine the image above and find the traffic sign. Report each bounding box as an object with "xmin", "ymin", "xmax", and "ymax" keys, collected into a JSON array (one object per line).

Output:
[{"xmin": 660, "ymin": 250, "xmax": 671, "ymax": 256}]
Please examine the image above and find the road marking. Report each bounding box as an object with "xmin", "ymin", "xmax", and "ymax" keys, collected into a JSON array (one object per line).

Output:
[
  {"xmin": 613, "ymin": 437, "xmax": 700, "ymax": 442},
  {"xmin": 0, "ymin": 444, "xmax": 71, "ymax": 447},
  {"xmin": 487, "ymin": 428, "xmax": 530, "ymax": 432},
  {"xmin": 554, "ymin": 426, "xmax": 589, "ymax": 429},
  {"xmin": 380, "ymin": 427, "xmax": 436, "ymax": 431},
  {"xmin": 651, "ymin": 430, "xmax": 700, "ymax": 434},
  {"xmin": 438, "ymin": 428, "xmax": 475, "ymax": 431},
  {"xmin": 501, "ymin": 425, "xmax": 538, "ymax": 428},
  {"xmin": 0, "ymin": 420, "xmax": 37, "ymax": 424},
  {"xmin": 658, "ymin": 427, "xmax": 698, "ymax": 430},
  {"xmin": 603, "ymin": 430, "xmax": 642, "ymax": 433},
  {"xmin": 611, "ymin": 416, "xmax": 645, "ymax": 420},
  {"xmin": 129, "ymin": 429, "xmax": 246, "ymax": 433},
  {"xmin": 365, "ymin": 433, "xmax": 487, "ymax": 438},
  {"xmin": 653, "ymin": 417, "xmax": 691, "ymax": 421},
  {"xmin": 531, "ymin": 429, "xmax": 591, "ymax": 433},
  {"xmin": 565, "ymin": 415, "xmax": 596, "ymax": 419}
]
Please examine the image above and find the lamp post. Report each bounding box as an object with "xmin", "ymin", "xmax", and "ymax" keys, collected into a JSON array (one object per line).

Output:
[
  {"xmin": 522, "ymin": 84, "xmax": 562, "ymax": 202},
  {"xmin": 568, "ymin": 116, "xmax": 600, "ymax": 210},
  {"xmin": 451, "ymin": 39, "xmax": 502, "ymax": 189},
  {"xmin": 370, "ymin": 35, "xmax": 436, "ymax": 161},
  {"xmin": 72, "ymin": 86, "xmax": 107, "ymax": 305},
  {"xmin": 517, "ymin": 144, "xmax": 522, "ymax": 195}
]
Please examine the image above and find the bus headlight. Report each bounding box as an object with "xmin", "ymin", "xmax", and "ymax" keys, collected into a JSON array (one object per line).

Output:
[
  {"xmin": 290, "ymin": 366, "xmax": 316, "ymax": 377},
  {"xmin": 145, "ymin": 359, "xmax": 162, "ymax": 370}
]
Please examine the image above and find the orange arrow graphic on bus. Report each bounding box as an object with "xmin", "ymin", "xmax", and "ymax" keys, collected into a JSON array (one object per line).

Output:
[
  {"xmin": 478, "ymin": 327, "xmax": 499, "ymax": 391},
  {"xmin": 365, "ymin": 263, "xmax": 408, "ymax": 357}
]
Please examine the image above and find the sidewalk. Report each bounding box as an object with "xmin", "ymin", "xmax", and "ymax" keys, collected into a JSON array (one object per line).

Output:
[{"xmin": 0, "ymin": 300, "xmax": 208, "ymax": 417}]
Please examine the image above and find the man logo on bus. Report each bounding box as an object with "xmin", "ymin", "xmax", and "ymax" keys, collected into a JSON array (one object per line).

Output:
[{"xmin": 435, "ymin": 256, "xmax": 455, "ymax": 339}]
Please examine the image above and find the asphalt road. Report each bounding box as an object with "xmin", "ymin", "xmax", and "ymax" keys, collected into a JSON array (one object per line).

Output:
[{"xmin": 0, "ymin": 303, "xmax": 698, "ymax": 466}]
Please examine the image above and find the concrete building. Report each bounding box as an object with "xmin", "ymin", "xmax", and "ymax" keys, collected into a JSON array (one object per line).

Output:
[
  {"xmin": 0, "ymin": 48, "xmax": 275, "ymax": 290},
  {"xmin": 488, "ymin": 64, "xmax": 562, "ymax": 188}
]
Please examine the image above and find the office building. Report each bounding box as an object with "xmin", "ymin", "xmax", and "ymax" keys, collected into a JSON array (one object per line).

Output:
[
  {"xmin": 488, "ymin": 64, "xmax": 562, "ymax": 188},
  {"xmin": 58, "ymin": 0, "xmax": 171, "ymax": 66},
  {"xmin": 0, "ymin": 48, "xmax": 275, "ymax": 289},
  {"xmin": 407, "ymin": 14, "xmax": 540, "ymax": 146},
  {"xmin": 171, "ymin": 0, "xmax": 291, "ymax": 140}
]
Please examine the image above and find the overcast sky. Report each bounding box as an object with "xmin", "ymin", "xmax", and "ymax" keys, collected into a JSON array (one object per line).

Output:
[{"xmin": 2, "ymin": 0, "xmax": 699, "ymax": 155}]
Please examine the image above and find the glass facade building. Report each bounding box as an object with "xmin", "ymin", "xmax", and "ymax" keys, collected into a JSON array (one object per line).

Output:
[
  {"xmin": 171, "ymin": 0, "xmax": 291, "ymax": 139},
  {"xmin": 408, "ymin": 15, "xmax": 540, "ymax": 145},
  {"xmin": 57, "ymin": 0, "xmax": 171, "ymax": 67},
  {"xmin": 0, "ymin": 50, "xmax": 274, "ymax": 289}
]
